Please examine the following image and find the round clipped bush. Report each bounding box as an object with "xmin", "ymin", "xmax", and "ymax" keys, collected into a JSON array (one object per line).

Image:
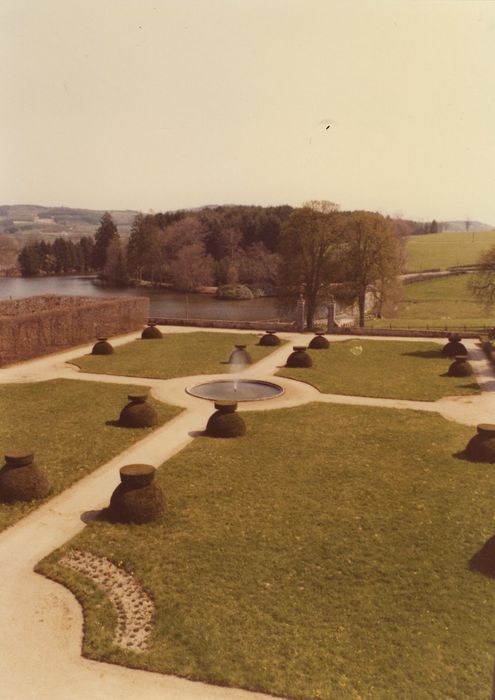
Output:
[
  {"xmin": 228, "ymin": 344, "xmax": 252, "ymax": 365},
  {"xmin": 109, "ymin": 464, "xmax": 164, "ymax": 523},
  {"xmin": 442, "ymin": 334, "xmax": 467, "ymax": 358},
  {"xmin": 141, "ymin": 323, "xmax": 163, "ymax": 339},
  {"xmin": 259, "ymin": 331, "xmax": 281, "ymax": 347},
  {"xmin": 308, "ymin": 333, "xmax": 330, "ymax": 349},
  {"xmin": 206, "ymin": 401, "xmax": 246, "ymax": 438},
  {"xmin": 286, "ymin": 346, "xmax": 312, "ymax": 368},
  {"xmin": 465, "ymin": 424, "xmax": 495, "ymax": 462},
  {"xmin": 92, "ymin": 337, "xmax": 114, "ymax": 355},
  {"xmin": 119, "ymin": 394, "xmax": 158, "ymax": 428},
  {"xmin": 0, "ymin": 452, "xmax": 50, "ymax": 503},
  {"xmin": 447, "ymin": 355, "xmax": 473, "ymax": 377}
]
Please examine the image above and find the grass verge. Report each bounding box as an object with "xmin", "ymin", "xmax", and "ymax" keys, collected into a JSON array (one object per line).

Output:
[
  {"xmin": 39, "ymin": 403, "xmax": 495, "ymax": 699},
  {"xmin": 0, "ymin": 379, "xmax": 181, "ymax": 531},
  {"xmin": 69, "ymin": 331, "xmax": 281, "ymax": 379},
  {"xmin": 276, "ymin": 339, "xmax": 479, "ymax": 400}
]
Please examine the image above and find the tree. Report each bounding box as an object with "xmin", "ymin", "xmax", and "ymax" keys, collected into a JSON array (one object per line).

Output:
[
  {"xmin": 469, "ymin": 246, "xmax": 495, "ymax": 307},
  {"xmin": 0, "ymin": 234, "xmax": 20, "ymax": 271},
  {"xmin": 277, "ymin": 207, "xmax": 343, "ymax": 328},
  {"xmin": 92, "ymin": 212, "xmax": 119, "ymax": 270},
  {"xmin": 103, "ymin": 238, "xmax": 128, "ymax": 286},
  {"xmin": 340, "ymin": 211, "xmax": 401, "ymax": 326},
  {"xmin": 18, "ymin": 243, "xmax": 41, "ymax": 275},
  {"xmin": 168, "ymin": 243, "xmax": 214, "ymax": 291}
]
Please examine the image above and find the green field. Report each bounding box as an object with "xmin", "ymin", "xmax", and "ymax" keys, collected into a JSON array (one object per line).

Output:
[
  {"xmin": 70, "ymin": 332, "xmax": 279, "ymax": 379},
  {"xmin": 39, "ymin": 404, "xmax": 495, "ymax": 699},
  {"xmin": 370, "ymin": 275, "xmax": 495, "ymax": 330},
  {"xmin": 0, "ymin": 379, "xmax": 181, "ymax": 531},
  {"xmin": 277, "ymin": 339, "xmax": 479, "ymax": 400},
  {"xmin": 405, "ymin": 230, "xmax": 495, "ymax": 272}
]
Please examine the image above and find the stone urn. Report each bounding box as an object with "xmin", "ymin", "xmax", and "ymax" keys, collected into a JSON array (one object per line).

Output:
[
  {"xmin": 447, "ymin": 355, "xmax": 473, "ymax": 377},
  {"xmin": 0, "ymin": 451, "xmax": 50, "ymax": 503},
  {"xmin": 206, "ymin": 401, "xmax": 246, "ymax": 438},
  {"xmin": 92, "ymin": 337, "xmax": 114, "ymax": 355},
  {"xmin": 119, "ymin": 394, "xmax": 158, "ymax": 428},
  {"xmin": 259, "ymin": 330, "xmax": 281, "ymax": 347},
  {"xmin": 228, "ymin": 344, "xmax": 252, "ymax": 365},
  {"xmin": 442, "ymin": 334, "xmax": 467, "ymax": 358},
  {"xmin": 141, "ymin": 322, "xmax": 163, "ymax": 339},
  {"xmin": 286, "ymin": 346, "xmax": 312, "ymax": 368},
  {"xmin": 308, "ymin": 332, "xmax": 329, "ymax": 349},
  {"xmin": 465, "ymin": 424, "xmax": 495, "ymax": 462},
  {"xmin": 109, "ymin": 464, "xmax": 164, "ymax": 523}
]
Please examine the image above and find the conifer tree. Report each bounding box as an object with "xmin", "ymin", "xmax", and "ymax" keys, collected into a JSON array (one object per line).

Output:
[{"xmin": 92, "ymin": 212, "xmax": 119, "ymax": 270}]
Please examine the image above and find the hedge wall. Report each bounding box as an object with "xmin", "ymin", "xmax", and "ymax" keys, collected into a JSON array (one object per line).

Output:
[{"xmin": 0, "ymin": 294, "xmax": 149, "ymax": 366}]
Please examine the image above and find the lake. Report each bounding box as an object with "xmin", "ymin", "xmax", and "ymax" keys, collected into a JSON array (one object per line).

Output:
[{"xmin": 0, "ymin": 275, "xmax": 289, "ymax": 322}]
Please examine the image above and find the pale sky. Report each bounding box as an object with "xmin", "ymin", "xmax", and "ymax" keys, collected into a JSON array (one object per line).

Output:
[{"xmin": 1, "ymin": 0, "xmax": 494, "ymax": 223}]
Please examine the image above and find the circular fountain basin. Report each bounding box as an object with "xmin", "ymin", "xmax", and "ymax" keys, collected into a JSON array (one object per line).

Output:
[{"xmin": 187, "ymin": 379, "xmax": 284, "ymax": 402}]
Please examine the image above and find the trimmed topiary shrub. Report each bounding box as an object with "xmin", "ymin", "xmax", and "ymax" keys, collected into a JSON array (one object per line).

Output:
[
  {"xmin": 92, "ymin": 337, "xmax": 114, "ymax": 355},
  {"xmin": 442, "ymin": 334, "xmax": 467, "ymax": 358},
  {"xmin": 308, "ymin": 333, "xmax": 330, "ymax": 349},
  {"xmin": 259, "ymin": 331, "xmax": 281, "ymax": 347},
  {"xmin": 109, "ymin": 464, "xmax": 164, "ymax": 523},
  {"xmin": 0, "ymin": 452, "xmax": 50, "ymax": 502},
  {"xmin": 447, "ymin": 356, "xmax": 473, "ymax": 377},
  {"xmin": 141, "ymin": 323, "xmax": 163, "ymax": 339},
  {"xmin": 465, "ymin": 424, "xmax": 495, "ymax": 462},
  {"xmin": 286, "ymin": 346, "xmax": 312, "ymax": 368},
  {"xmin": 119, "ymin": 394, "xmax": 158, "ymax": 428},
  {"xmin": 228, "ymin": 344, "xmax": 252, "ymax": 365},
  {"xmin": 206, "ymin": 402, "xmax": 246, "ymax": 438}
]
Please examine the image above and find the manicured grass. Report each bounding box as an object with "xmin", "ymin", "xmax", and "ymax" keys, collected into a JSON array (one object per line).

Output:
[
  {"xmin": 39, "ymin": 404, "xmax": 495, "ymax": 699},
  {"xmin": 70, "ymin": 332, "xmax": 281, "ymax": 379},
  {"xmin": 369, "ymin": 275, "xmax": 495, "ymax": 330},
  {"xmin": 405, "ymin": 230, "xmax": 495, "ymax": 272},
  {"xmin": 277, "ymin": 339, "xmax": 479, "ymax": 401},
  {"xmin": 0, "ymin": 379, "xmax": 181, "ymax": 531}
]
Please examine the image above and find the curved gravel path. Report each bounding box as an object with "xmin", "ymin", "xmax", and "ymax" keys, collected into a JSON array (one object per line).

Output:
[{"xmin": 0, "ymin": 327, "xmax": 494, "ymax": 700}]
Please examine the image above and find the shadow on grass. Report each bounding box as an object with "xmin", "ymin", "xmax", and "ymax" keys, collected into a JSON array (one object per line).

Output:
[
  {"xmin": 80, "ymin": 509, "xmax": 106, "ymax": 524},
  {"xmin": 470, "ymin": 535, "xmax": 495, "ymax": 578},
  {"xmin": 456, "ymin": 382, "xmax": 480, "ymax": 391},
  {"xmin": 401, "ymin": 350, "xmax": 445, "ymax": 359}
]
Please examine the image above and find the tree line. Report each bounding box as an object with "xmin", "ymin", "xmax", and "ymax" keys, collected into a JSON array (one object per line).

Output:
[{"xmin": 17, "ymin": 236, "xmax": 95, "ymax": 276}]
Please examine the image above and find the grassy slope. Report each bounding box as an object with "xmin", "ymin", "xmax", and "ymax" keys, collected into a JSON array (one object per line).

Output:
[
  {"xmin": 39, "ymin": 404, "xmax": 495, "ymax": 699},
  {"xmin": 0, "ymin": 379, "xmax": 181, "ymax": 531},
  {"xmin": 70, "ymin": 332, "xmax": 280, "ymax": 379},
  {"xmin": 405, "ymin": 230, "xmax": 495, "ymax": 272},
  {"xmin": 277, "ymin": 339, "xmax": 479, "ymax": 400},
  {"xmin": 369, "ymin": 275, "xmax": 495, "ymax": 329}
]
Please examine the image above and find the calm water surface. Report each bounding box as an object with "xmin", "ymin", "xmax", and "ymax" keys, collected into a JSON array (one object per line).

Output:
[{"xmin": 0, "ymin": 275, "xmax": 287, "ymax": 322}]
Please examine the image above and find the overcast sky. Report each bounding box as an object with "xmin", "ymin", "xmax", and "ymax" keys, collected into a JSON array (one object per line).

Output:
[{"xmin": 1, "ymin": 0, "xmax": 494, "ymax": 223}]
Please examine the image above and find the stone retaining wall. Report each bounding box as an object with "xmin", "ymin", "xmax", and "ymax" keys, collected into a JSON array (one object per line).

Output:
[
  {"xmin": 0, "ymin": 295, "xmax": 149, "ymax": 366},
  {"xmin": 332, "ymin": 326, "xmax": 480, "ymax": 339},
  {"xmin": 150, "ymin": 317, "xmax": 296, "ymax": 332}
]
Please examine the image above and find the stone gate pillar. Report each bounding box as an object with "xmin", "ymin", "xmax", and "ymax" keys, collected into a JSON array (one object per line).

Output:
[{"xmin": 295, "ymin": 295, "xmax": 306, "ymax": 332}]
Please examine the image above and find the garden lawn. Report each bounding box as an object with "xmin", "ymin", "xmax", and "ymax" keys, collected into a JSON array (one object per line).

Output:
[
  {"xmin": 368, "ymin": 275, "xmax": 495, "ymax": 330},
  {"xmin": 277, "ymin": 339, "xmax": 479, "ymax": 401},
  {"xmin": 39, "ymin": 403, "xmax": 495, "ymax": 699},
  {"xmin": 405, "ymin": 230, "xmax": 495, "ymax": 272},
  {"xmin": 69, "ymin": 332, "xmax": 281, "ymax": 379},
  {"xmin": 0, "ymin": 379, "xmax": 181, "ymax": 531}
]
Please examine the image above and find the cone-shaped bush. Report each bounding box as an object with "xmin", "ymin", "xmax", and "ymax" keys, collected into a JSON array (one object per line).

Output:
[
  {"xmin": 442, "ymin": 334, "xmax": 467, "ymax": 358},
  {"xmin": 228, "ymin": 345, "xmax": 252, "ymax": 365},
  {"xmin": 286, "ymin": 346, "xmax": 312, "ymax": 368},
  {"xmin": 119, "ymin": 394, "xmax": 158, "ymax": 428},
  {"xmin": 308, "ymin": 333, "xmax": 330, "ymax": 349},
  {"xmin": 465, "ymin": 424, "xmax": 495, "ymax": 462},
  {"xmin": 0, "ymin": 452, "xmax": 50, "ymax": 503},
  {"xmin": 141, "ymin": 323, "xmax": 163, "ymax": 339},
  {"xmin": 109, "ymin": 464, "xmax": 164, "ymax": 523},
  {"xmin": 92, "ymin": 337, "xmax": 114, "ymax": 355},
  {"xmin": 206, "ymin": 401, "xmax": 246, "ymax": 438},
  {"xmin": 259, "ymin": 331, "xmax": 281, "ymax": 346},
  {"xmin": 447, "ymin": 356, "xmax": 473, "ymax": 377}
]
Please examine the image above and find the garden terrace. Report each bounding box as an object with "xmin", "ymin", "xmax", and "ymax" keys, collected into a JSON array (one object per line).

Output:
[
  {"xmin": 70, "ymin": 331, "xmax": 283, "ymax": 380},
  {"xmin": 277, "ymin": 339, "xmax": 480, "ymax": 401},
  {"xmin": 40, "ymin": 403, "xmax": 495, "ymax": 699},
  {"xmin": 0, "ymin": 379, "xmax": 180, "ymax": 531},
  {"xmin": 0, "ymin": 294, "xmax": 149, "ymax": 366}
]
